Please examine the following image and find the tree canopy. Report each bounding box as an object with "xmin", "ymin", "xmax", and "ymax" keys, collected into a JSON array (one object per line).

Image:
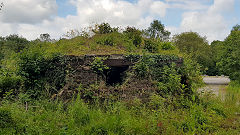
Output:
[
  {"xmin": 145, "ymin": 20, "xmax": 171, "ymax": 41},
  {"xmin": 173, "ymin": 32, "xmax": 212, "ymax": 74},
  {"xmin": 0, "ymin": 2, "xmax": 3, "ymax": 11},
  {"xmin": 216, "ymin": 24, "xmax": 240, "ymax": 80}
]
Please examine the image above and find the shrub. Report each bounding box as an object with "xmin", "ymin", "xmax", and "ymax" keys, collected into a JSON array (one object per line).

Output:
[
  {"xmin": 97, "ymin": 23, "xmax": 113, "ymax": 34},
  {"xmin": 161, "ymin": 42, "xmax": 175, "ymax": 50},
  {"xmin": 90, "ymin": 57, "xmax": 110, "ymax": 76},
  {"xmin": 3, "ymin": 34, "xmax": 29, "ymax": 53},
  {"xmin": 133, "ymin": 54, "xmax": 184, "ymax": 96},
  {"xmin": 0, "ymin": 109, "xmax": 16, "ymax": 129},
  {"xmin": 144, "ymin": 39, "xmax": 159, "ymax": 53},
  {"xmin": 123, "ymin": 27, "xmax": 142, "ymax": 47},
  {"xmin": 18, "ymin": 49, "xmax": 66, "ymax": 99},
  {"xmin": 156, "ymin": 64, "xmax": 182, "ymax": 96},
  {"xmin": 0, "ymin": 69, "xmax": 22, "ymax": 98},
  {"xmin": 132, "ymin": 54, "xmax": 202, "ymax": 98},
  {"xmin": 133, "ymin": 56, "xmax": 151, "ymax": 78},
  {"xmin": 96, "ymin": 36, "xmax": 115, "ymax": 46}
]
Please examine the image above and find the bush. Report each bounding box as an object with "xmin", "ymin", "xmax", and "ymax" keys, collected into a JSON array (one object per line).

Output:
[
  {"xmin": 156, "ymin": 64, "xmax": 182, "ymax": 96},
  {"xmin": 144, "ymin": 39, "xmax": 159, "ymax": 53},
  {"xmin": 0, "ymin": 69, "xmax": 22, "ymax": 98},
  {"xmin": 96, "ymin": 23, "xmax": 114, "ymax": 34},
  {"xmin": 123, "ymin": 27, "xmax": 142, "ymax": 47},
  {"xmin": 133, "ymin": 54, "xmax": 184, "ymax": 96},
  {"xmin": 161, "ymin": 42, "xmax": 175, "ymax": 50},
  {"xmin": 18, "ymin": 48, "xmax": 66, "ymax": 99},
  {"xmin": 96, "ymin": 36, "xmax": 115, "ymax": 46},
  {"xmin": 90, "ymin": 57, "xmax": 110, "ymax": 75},
  {"xmin": 2, "ymin": 34, "xmax": 29, "ymax": 53},
  {"xmin": 0, "ymin": 109, "xmax": 16, "ymax": 128},
  {"xmin": 132, "ymin": 54, "xmax": 202, "ymax": 98}
]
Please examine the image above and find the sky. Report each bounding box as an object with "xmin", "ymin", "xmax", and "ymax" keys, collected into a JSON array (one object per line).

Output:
[{"xmin": 0, "ymin": 0, "xmax": 239, "ymax": 43}]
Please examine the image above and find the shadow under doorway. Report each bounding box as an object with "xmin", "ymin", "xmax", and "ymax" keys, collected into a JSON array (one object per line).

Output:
[{"xmin": 104, "ymin": 66, "xmax": 129, "ymax": 86}]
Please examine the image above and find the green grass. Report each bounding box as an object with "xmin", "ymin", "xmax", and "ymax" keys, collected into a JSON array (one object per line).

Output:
[{"xmin": 1, "ymin": 91, "xmax": 240, "ymax": 135}]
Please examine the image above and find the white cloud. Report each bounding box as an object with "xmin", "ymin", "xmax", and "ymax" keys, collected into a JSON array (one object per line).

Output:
[
  {"xmin": 150, "ymin": 1, "xmax": 168, "ymax": 17},
  {"xmin": 0, "ymin": 0, "xmax": 170, "ymax": 40},
  {"xmin": 70, "ymin": 0, "xmax": 167, "ymax": 27},
  {"xmin": 208, "ymin": 0, "xmax": 234, "ymax": 14},
  {"xmin": 0, "ymin": 0, "xmax": 57, "ymax": 24},
  {"xmin": 166, "ymin": 0, "xmax": 209, "ymax": 11},
  {"xmin": 0, "ymin": 0, "xmax": 237, "ymax": 42},
  {"xmin": 169, "ymin": 0, "xmax": 236, "ymax": 42}
]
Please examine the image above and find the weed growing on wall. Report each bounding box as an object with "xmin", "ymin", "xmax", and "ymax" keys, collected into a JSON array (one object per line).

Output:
[
  {"xmin": 90, "ymin": 57, "xmax": 110, "ymax": 75},
  {"xmin": 127, "ymin": 54, "xmax": 202, "ymax": 100}
]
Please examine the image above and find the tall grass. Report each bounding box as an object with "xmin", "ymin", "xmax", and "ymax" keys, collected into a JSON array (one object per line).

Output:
[{"xmin": 1, "ymin": 91, "xmax": 240, "ymax": 134}]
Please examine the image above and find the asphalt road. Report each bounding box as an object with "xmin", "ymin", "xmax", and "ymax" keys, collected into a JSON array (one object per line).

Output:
[
  {"xmin": 200, "ymin": 76, "xmax": 230, "ymax": 97},
  {"xmin": 203, "ymin": 76, "xmax": 230, "ymax": 85}
]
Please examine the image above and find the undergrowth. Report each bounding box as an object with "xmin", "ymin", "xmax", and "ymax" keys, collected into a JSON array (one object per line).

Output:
[{"xmin": 1, "ymin": 91, "xmax": 240, "ymax": 135}]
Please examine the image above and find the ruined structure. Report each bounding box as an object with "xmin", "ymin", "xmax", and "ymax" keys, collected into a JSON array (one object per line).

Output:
[{"xmin": 54, "ymin": 54, "xmax": 183, "ymax": 101}]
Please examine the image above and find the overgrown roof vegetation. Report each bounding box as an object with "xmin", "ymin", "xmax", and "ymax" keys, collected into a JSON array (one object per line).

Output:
[{"xmin": 25, "ymin": 21, "xmax": 178, "ymax": 56}]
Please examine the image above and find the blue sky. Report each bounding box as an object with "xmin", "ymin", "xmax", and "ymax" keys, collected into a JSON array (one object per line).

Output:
[
  {"xmin": 0, "ymin": 0, "xmax": 239, "ymax": 42},
  {"xmin": 54, "ymin": 0, "xmax": 240, "ymax": 42},
  {"xmin": 56, "ymin": 0, "xmax": 77, "ymax": 17}
]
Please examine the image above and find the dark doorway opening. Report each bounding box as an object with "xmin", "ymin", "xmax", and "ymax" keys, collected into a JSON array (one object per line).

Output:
[{"xmin": 104, "ymin": 66, "xmax": 129, "ymax": 86}]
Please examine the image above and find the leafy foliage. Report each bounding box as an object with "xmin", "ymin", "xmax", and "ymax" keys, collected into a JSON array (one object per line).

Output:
[
  {"xmin": 0, "ymin": 2, "xmax": 3, "ymax": 11},
  {"xmin": 96, "ymin": 34, "xmax": 115, "ymax": 46},
  {"xmin": 173, "ymin": 32, "xmax": 212, "ymax": 74},
  {"xmin": 123, "ymin": 26, "xmax": 143, "ymax": 47},
  {"xmin": 18, "ymin": 47, "xmax": 66, "ymax": 99},
  {"xmin": 0, "ymin": 34, "xmax": 29, "ymax": 53},
  {"xmin": 1, "ymin": 89, "xmax": 239, "ymax": 135},
  {"xmin": 145, "ymin": 20, "xmax": 171, "ymax": 41},
  {"xmin": 208, "ymin": 40, "xmax": 224, "ymax": 75},
  {"xmin": 161, "ymin": 42, "xmax": 175, "ymax": 50},
  {"xmin": 144, "ymin": 39, "xmax": 159, "ymax": 53},
  {"xmin": 0, "ymin": 109, "xmax": 16, "ymax": 129},
  {"xmin": 0, "ymin": 69, "xmax": 22, "ymax": 98},
  {"xmin": 216, "ymin": 24, "xmax": 240, "ymax": 80},
  {"xmin": 93, "ymin": 23, "xmax": 118, "ymax": 34},
  {"xmin": 90, "ymin": 57, "xmax": 110, "ymax": 75},
  {"xmin": 132, "ymin": 54, "xmax": 193, "ymax": 97},
  {"xmin": 40, "ymin": 33, "xmax": 51, "ymax": 42}
]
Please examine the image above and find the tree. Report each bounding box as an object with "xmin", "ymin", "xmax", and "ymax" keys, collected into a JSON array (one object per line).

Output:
[
  {"xmin": 123, "ymin": 26, "xmax": 142, "ymax": 46},
  {"xmin": 173, "ymin": 32, "xmax": 212, "ymax": 74},
  {"xmin": 232, "ymin": 24, "xmax": 240, "ymax": 32},
  {"xmin": 64, "ymin": 29, "xmax": 81, "ymax": 39},
  {"xmin": 145, "ymin": 20, "xmax": 171, "ymax": 41},
  {"xmin": 40, "ymin": 33, "xmax": 51, "ymax": 42},
  {"xmin": 0, "ymin": 2, "xmax": 3, "ymax": 11},
  {"xmin": 2, "ymin": 34, "xmax": 29, "ymax": 52},
  {"xmin": 217, "ymin": 24, "xmax": 240, "ymax": 80},
  {"xmin": 209, "ymin": 40, "xmax": 224, "ymax": 75}
]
